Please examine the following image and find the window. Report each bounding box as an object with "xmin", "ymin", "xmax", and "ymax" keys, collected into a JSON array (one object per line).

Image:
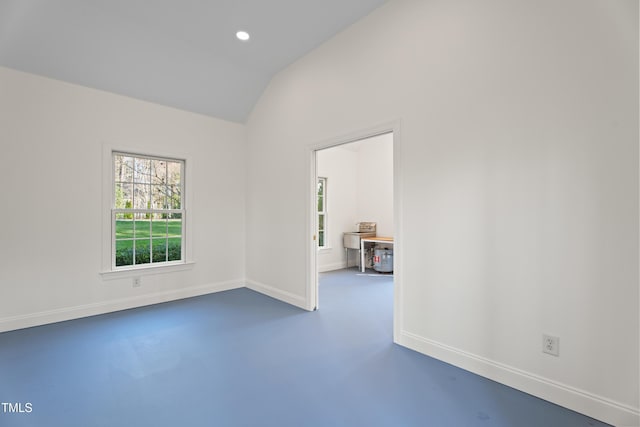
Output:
[
  {"xmin": 112, "ymin": 152, "xmax": 185, "ymax": 269},
  {"xmin": 317, "ymin": 177, "xmax": 327, "ymax": 248}
]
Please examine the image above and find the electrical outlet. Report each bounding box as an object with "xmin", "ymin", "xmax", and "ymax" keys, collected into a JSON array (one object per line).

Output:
[
  {"xmin": 543, "ymin": 334, "xmax": 559, "ymax": 357},
  {"xmin": 133, "ymin": 277, "xmax": 141, "ymax": 288}
]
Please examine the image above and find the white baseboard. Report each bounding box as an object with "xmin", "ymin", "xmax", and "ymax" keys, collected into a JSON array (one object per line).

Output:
[
  {"xmin": 0, "ymin": 279, "xmax": 245, "ymax": 333},
  {"xmin": 396, "ymin": 330, "xmax": 639, "ymax": 427},
  {"xmin": 0, "ymin": 277, "xmax": 311, "ymax": 334},
  {"xmin": 245, "ymin": 279, "xmax": 309, "ymax": 310},
  {"xmin": 318, "ymin": 261, "xmax": 347, "ymax": 273}
]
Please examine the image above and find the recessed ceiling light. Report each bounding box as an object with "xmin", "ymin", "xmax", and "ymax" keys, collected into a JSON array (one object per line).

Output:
[{"xmin": 236, "ymin": 31, "xmax": 250, "ymax": 41}]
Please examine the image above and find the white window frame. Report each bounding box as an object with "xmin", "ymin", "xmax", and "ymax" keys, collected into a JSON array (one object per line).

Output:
[
  {"xmin": 101, "ymin": 144, "xmax": 194, "ymax": 278},
  {"xmin": 317, "ymin": 177, "xmax": 327, "ymax": 249},
  {"xmin": 111, "ymin": 152, "xmax": 185, "ymax": 270}
]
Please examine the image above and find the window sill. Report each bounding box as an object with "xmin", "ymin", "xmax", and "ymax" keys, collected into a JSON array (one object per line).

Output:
[{"xmin": 100, "ymin": 261, "xmax": 195, "ymax": 281}]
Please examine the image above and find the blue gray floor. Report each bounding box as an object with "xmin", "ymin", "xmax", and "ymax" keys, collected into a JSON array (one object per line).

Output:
[{"xmin": 0, "ymin": 268, "xmax": 608, "ymax": 426}]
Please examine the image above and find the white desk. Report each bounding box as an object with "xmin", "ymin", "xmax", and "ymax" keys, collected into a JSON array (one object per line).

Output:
[{"xmin": 360, "ymin": 237, "xmax": 394, "ymax": 273}]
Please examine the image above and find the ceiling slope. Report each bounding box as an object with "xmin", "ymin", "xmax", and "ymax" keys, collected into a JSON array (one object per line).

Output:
[{"xmin": 0, "ymin": 0, "xmax": 387, "ymax": 123}]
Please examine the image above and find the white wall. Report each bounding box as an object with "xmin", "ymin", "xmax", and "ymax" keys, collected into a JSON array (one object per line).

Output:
[
  {"xmin": 245, "ymin": 1, "xmax": 639, "ymax": 425},
  {"xmin": 0, "ymin": 66, "xmax": 246, "ymax": 331},
  {"xmin": 317, "ymin": 146, "xmax": 358, "ymax": 271},
  {"xmin": 354, "ymin": 133, "xmax": 393, "ymax": 237}
]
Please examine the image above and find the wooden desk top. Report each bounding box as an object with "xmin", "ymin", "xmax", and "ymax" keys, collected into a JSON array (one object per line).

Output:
[{"xmin": 362, "ymin": 236, "xmax": 394, "ymax": 242}]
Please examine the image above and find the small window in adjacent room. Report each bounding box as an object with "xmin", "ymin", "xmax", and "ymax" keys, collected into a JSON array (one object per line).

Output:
[
  {"xmin": 112, "ymin": 152, "xmax": 185, "ymax": 269},
  {"xmin": 317, "ymin": 177, "xmax": 327, "ymax": 248}
]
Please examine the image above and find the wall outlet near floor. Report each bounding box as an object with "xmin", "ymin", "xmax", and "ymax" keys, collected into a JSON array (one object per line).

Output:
[
  {"xmin": 133, "ymin": 277, "xmax": 141, "ymax": 288},
  {"xmin": 543, "ymin": 334, "xmax": 559, "ymax": 356}
]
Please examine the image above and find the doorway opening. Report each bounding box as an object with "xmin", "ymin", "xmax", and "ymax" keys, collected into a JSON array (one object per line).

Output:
[{"xmin": 308, "ymin": 124, "xmax": 401, "ymax": 341}]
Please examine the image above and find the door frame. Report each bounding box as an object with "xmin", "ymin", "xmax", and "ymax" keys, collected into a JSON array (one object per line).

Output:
[{"xmin": 306, "ymin": 120, "xmax": 403, "ymax": 341}]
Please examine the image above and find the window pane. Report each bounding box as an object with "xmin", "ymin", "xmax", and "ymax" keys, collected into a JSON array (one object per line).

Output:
[
  {"xmin": 319, "ymin": 231, "xmax": 324, "ymax": 247},
  {"xmin": 168, "ymin": 215, "xmax": 182, "ymax": 237},
  {"xmin": 115, "ymin": 240, "xmax": 133, "ymax": 267},
  {"xmin": 169, "ymin": 185, "xmax": 181, "ymax": 209},
  {"xmin": 318, "ymin": 214, "xmax": 324, "ymax": 231},
  {"xmin": 151, "ymin": 159, "xmax": 167, "ymax": 185},
  {"xmin": 134, "ymin": 217, "xmax": 151, "ymax": 238},
  {"xmin": 135, "ymin": 239, "xmax": 151, "ymax": 265},
  {"xmin": 317, "ymin": 179, "xmax": 324, "ymax": 196},
  {"xmin": 114, "ymin": 182, "xmax": 132, "ymax": 209},
  {"xmin": 152, "ymin": 238, "xmax": 168, "ymax": 263},
  {"xmin": 317, "ymin": 195, "xmax": 323, "ymax": 212},
  {"xmin": 133, "ymin": 183, "xmax": 151, "ymax": 209},
  {"xmin": 115, "ymin": 214, "xmax": 134, "ymax": 239},
  {"xmin": 167, "ymin": 237, "xmax": 182, "ymax": 261},
  {"xmin": 134, "ymin": 158, "xmax": 151, "ymax": 184},
  {"xmin": 152, "ymin": 185, "xmax": 167, "ymax": 209},
  {"xmin": 151, "ymin": 218, "xmax": 167, "ymax": 237},
  {"xmin": 114, "ymin": 155, "xmax": 134, "ymax": 183},
  {"xmin": 167, "ymin": 162, "xmax": 181, "ymax": 186}
]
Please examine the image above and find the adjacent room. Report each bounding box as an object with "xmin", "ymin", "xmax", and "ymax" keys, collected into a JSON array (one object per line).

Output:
[
  {"xmin": 316, "ymin": 132, "xmax": 394, "ymax": 269},
  {"xmin": 0, "ymin": 1, "xmax": 637, "ymax": 426}
]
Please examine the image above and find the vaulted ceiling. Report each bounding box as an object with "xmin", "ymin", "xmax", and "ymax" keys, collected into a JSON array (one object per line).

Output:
[{"xmin": 0, "ymin": 0, "xmax": 387, "ymax": 123}]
